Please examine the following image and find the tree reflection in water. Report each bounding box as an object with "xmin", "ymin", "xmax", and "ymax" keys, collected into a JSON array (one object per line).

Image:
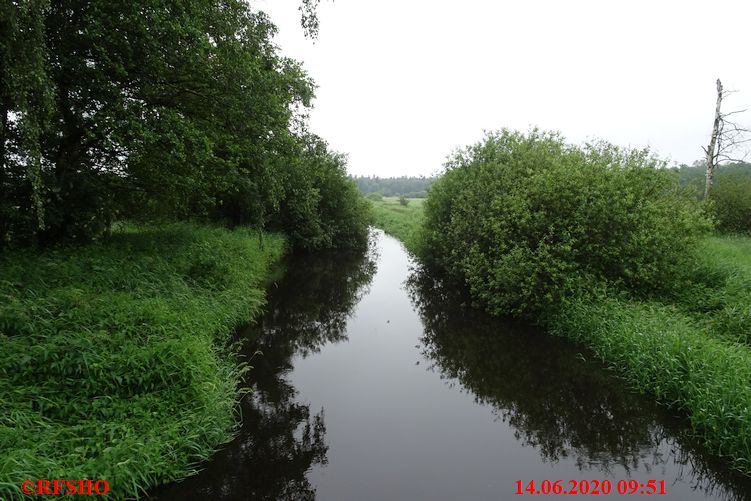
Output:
[
  {"xmin": 149, "ymin": 241, "xmax": 377, "ymax": 500},
  {"xmin": 406, "ymin": 269, "xmax": 751, "ymax": 501}
]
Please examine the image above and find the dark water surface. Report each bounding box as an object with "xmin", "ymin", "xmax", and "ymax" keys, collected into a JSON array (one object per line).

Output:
[{"xmin": 150, "ymin": 230, "xmax": 751, "ymax": 500}]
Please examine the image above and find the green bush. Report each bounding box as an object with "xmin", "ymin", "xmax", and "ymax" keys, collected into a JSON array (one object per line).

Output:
[
  {"xmin": 711, "ymin": 174, "xmax": 751, "ymax": 234},
  {"xmin": 420, "ymin": 129, "xmax": 713, "ymax": 318},
  {"xmin": 366, "ymin": 192, "xmax": 383, "ymax": 201}
]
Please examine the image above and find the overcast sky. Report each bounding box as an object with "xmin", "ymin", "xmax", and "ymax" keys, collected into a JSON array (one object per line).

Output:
[{"xmin": 257, "ymin": 0, "xmax": 751, "ymax": 177}]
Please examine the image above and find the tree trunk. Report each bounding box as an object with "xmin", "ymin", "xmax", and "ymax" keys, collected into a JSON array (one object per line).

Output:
[
  {"xmin": 704, "ymin": 78, "xmax": 723, "ymax": 199},
  {"xmin": 0, "ymin": 98, "xmax": 8, "ymax": 241},
  {"xmin": 0, "ymin": 99, "xmax": 8, "ymax": 183}
]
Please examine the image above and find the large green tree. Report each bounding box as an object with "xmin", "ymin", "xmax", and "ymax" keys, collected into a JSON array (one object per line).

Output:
[
  {"xmin": 1, "ymin": 0, "xmax": 367, "ymax": 250},
  {"xmin": 39, "ymin": 1, "xmax": 312, "ymax": 241}
]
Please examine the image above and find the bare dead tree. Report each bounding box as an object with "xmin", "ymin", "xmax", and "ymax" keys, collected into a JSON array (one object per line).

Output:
[{"xmin": 702, "ymin": 78, "xmax": 751, "ymax": 198}]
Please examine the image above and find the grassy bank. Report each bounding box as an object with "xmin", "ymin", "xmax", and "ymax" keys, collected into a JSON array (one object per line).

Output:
[
  {"xmin": 0, "ymin": 223, "xmax": 285, "ymax": 499},
  {"xmin": 550, "ymin": 234, "xmax": 751, "ymax": 473},
  {"xmin": 672, "ymin": 236, "xmax": 751, "ymax": 345},
  {"xmin": 369, "ymin": 197, "xmax": 424, "ymax": 252},
  {"xmin": 550, "ymin": 283, "xmax": 751, "ymax": 473}
]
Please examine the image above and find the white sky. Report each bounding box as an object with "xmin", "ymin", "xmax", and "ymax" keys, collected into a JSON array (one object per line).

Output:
[{"xmin": 257, "ymin": 0, "xmax": 751, "ymax": 177}]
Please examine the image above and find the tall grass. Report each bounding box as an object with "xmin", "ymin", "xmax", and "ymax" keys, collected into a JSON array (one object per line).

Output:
[
  {"xmin": 667, "ymin": 236, "xmax": 751, "ymax": 345},
  {"xmin": 0, "ymin": 223, "xmax": 285, "ymax": 500},
  {"xmin": 550, "ymin": 293, "xmax": 751, "ymax": 474}
]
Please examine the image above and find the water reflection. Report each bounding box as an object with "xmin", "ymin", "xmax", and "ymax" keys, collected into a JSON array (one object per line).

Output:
[
  {"xmin": 406, "ymin": 269, "xmax": 751, "ymax": 500},
  {"xmin": 149, "ymin": 243, "xmax": 377, "ymax": 500},
  {"xmin": 260, "ymin": 243, "xmax": 378, "ymax": 359},
  {"xmin": 150, "ymin": 232, "xmax": 751, "ymax": 501}
]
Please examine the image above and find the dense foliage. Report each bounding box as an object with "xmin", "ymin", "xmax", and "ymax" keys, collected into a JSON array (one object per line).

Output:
[
  {"xmin": 353, "ymin": 175, "xmax": 436, "ymax": 197},
  {"xmin": 0, "ymin": 223, "xmax": 285, "ymax": 499},
  {"xmin": 420, "ymin": 129, "xmax": 713, "ymax": 318},
  {"xmin": 0, "ymin": 1, "xmax": 368, "ymax": 250},
  {"xmin": 711, "ymin": 174, "xmax": 751, "ymax": 234},
  {"xmin": 271, "ymin": 136, "xmax": 370, "ymax": 251},
  {"xmin": 376, "ymin": 188, "xmax": 751, "ymax": 478}
]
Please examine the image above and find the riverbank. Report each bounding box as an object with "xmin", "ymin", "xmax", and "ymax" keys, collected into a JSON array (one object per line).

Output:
[
  {"xmin": 0, "ymin": 223, "xmax": 285, "ymax": 499},
  {"xmin": 372, "ymin": 201, "xmax": 751, "ymax": 474},
  {"xmin": 549, "ymin": 233, "xmax": 751, "ymax": 473}
]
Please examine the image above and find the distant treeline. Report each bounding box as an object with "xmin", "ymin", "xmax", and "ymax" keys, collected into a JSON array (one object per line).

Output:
[
  {"xmin": 676, "ymin": 161, "xmax": 751, "ymax": 196},
  {"xmin": 676, "ymin": 162, "xmax": 751, "ymax": 233},
  {"xmin": 352, "ymin": 176, "xmax": 437, "ymax": 197}
]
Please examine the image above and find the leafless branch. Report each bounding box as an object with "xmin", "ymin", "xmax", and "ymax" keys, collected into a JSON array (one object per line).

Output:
[
  {"xmin": 718, "ymin": 152, "xmax": 749, "ymax": 163},
  {"xmin": 721, "ymin": 109, "xmax": 748, "ymax": 118}
]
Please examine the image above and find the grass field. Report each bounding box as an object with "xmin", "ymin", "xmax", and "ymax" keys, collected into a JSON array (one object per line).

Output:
[
  {"xmin": 369, "ymin": 197, "xmax": 424, "ymax": 253},
  {"xmin": 0, "ymin": 223, "xmax": 285, "ymax": 499}
]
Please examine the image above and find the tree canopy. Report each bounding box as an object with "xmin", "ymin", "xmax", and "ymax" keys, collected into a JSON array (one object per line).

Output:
[{"xmin": 1, "ymin": 0, "xmax": 368, "ymax": 250}]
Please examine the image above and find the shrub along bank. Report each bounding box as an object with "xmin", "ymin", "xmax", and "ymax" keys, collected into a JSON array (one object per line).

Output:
[
  {"xmin": 376, "ymin": 128, "xmax": 751, "ymax": 475},
  {"xmin": 419, "ymin": 129, "xmax": 712, "ymax": 318},
  {"xmin": 0, "ymin": 223, "xmax": 285, "ymax": 499}
]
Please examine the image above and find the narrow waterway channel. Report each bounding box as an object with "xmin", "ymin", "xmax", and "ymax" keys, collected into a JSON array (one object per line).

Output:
[{"xmin": 150, "ymin": 230, "xmax": 751, "ymax": 500}]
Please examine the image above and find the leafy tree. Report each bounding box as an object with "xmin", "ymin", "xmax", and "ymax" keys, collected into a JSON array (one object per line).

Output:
[
  {"xmin": 677, "ymin": 162, "xmax": 751, "ymax": 234},
  {"xmin": 420, "ymin": 129, "xmax": 713, "ymax": 318},
  {"xmin": 1, "ymin": 0, "xmax": 369, "ymax": 251},
  {"xmin": 272, "ymin": 135, "xmax": 370, "ymax": 251},
  {"xmin": 299, "ymin": 0, "xmax": 322, "ymax": 39}
]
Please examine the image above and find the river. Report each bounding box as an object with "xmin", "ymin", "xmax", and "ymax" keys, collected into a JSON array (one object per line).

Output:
[{"xmin": 150, "ymin": 230, "xmax": 751, "ymax": 500}]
